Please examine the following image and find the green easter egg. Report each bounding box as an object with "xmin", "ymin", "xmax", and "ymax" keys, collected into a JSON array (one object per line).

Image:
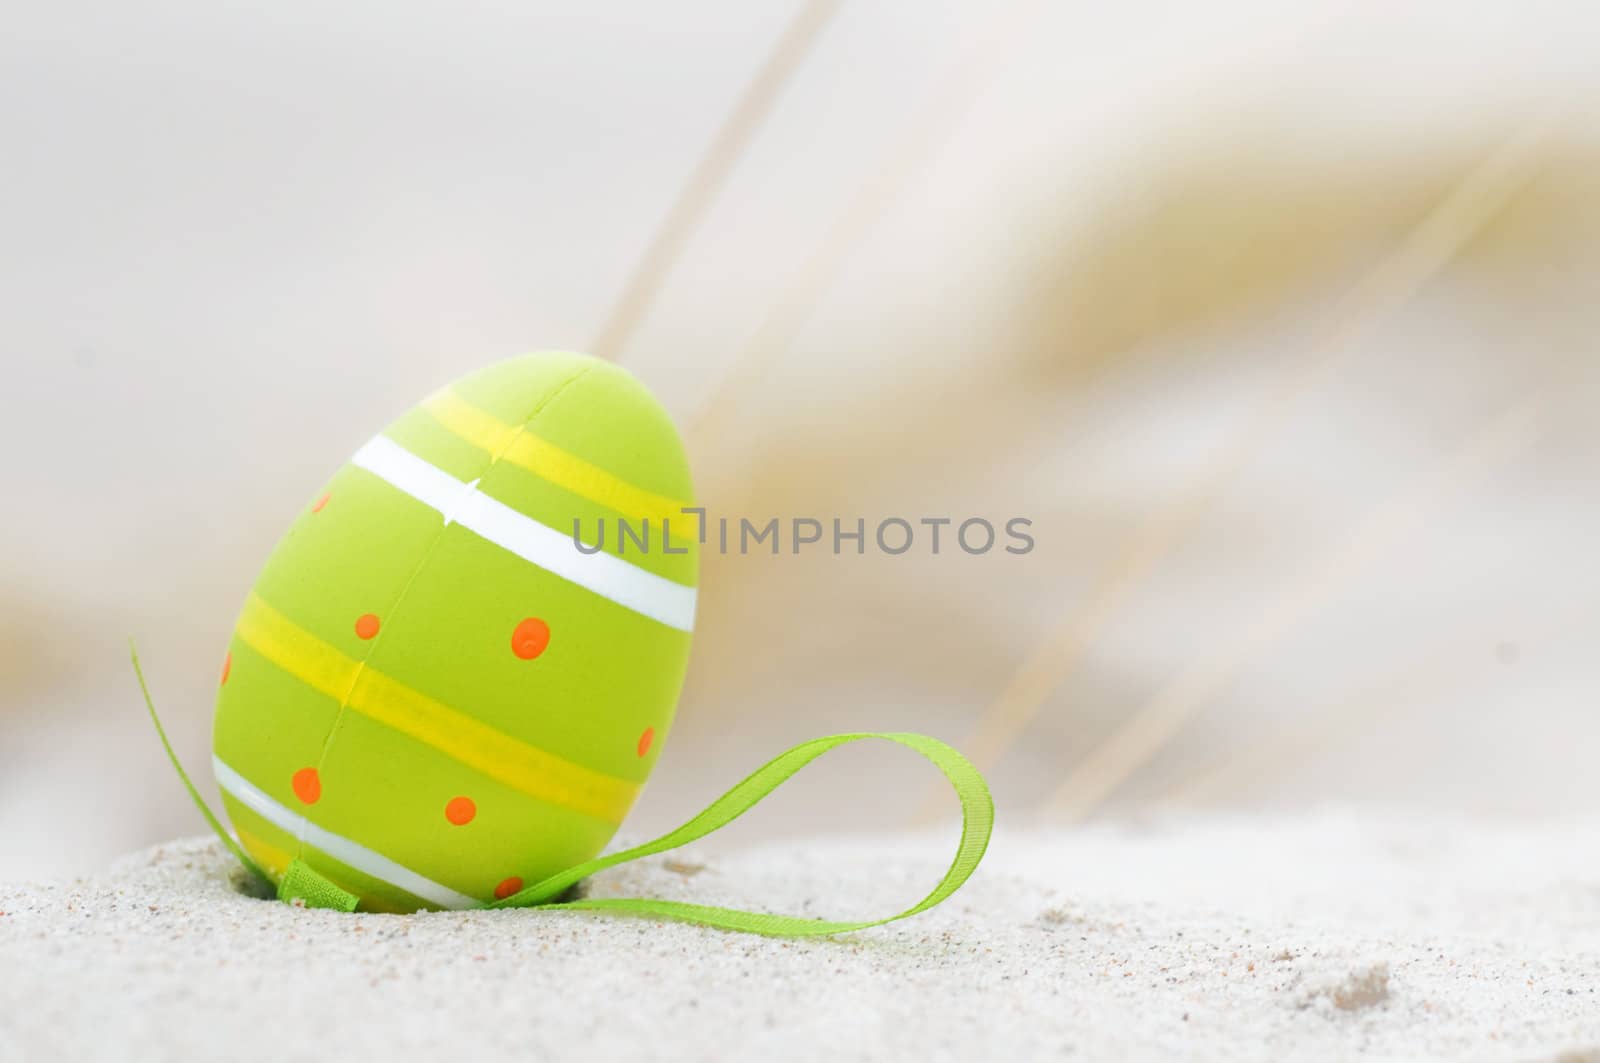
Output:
[{"xmin": 212, "ymin": 352, "xmax": 697, "ymax": 912}]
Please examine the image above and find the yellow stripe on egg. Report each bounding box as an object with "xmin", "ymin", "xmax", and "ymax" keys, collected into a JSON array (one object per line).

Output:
[
  {"xmin": 234, "ymin": 592, "xmax": 640, "ymax": 824},
  {"xmin": 423, "ymin": 389, "xmax": 690, "ymax": 525},
  {"xmin": 233, "ymin": 826, "xmax": 292, "ymax": 878}
]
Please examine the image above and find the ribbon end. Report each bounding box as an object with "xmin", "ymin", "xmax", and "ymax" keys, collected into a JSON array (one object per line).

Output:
[{"xmin": 278, "ymin": 858, "xmax": 360, "ymax": 912}]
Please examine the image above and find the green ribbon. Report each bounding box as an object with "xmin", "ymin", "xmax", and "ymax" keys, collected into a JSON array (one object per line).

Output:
[
  {"xmin": 134, "ymin": 644, "xmax": 994, "ymax": 935},
  {"xmin": 278, "ymin": 858, "xmax": 361, "ymax": 912},
  {"xmin": 490, "ymin": 731, "xmax": 993, "ymax": 934}
]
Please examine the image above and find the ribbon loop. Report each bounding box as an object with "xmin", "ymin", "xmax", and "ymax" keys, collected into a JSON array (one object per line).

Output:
[{"xmin": 492, "ymin": 732, "xmax": 995, "ymax": 937}]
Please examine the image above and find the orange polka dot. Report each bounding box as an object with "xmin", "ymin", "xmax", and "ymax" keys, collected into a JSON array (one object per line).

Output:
[
  {"xmin": 311, "ymin": 492, "xmax": 331, "ymax": 513},
  {"xmin": 637, "ymin": 727, "xmax": 655, "ymax": 758},
  {"xmin": 494, "ymin": 877, "xmax": 523, "ymax": 900},
  {"xmin": 354, "ymin": 613, "xmax": 380, "ymax": 640},
  {"xmin": 291, "ymin": 767, "xmax": 321, "ymax": 805},
  {"xmin": 445, "ymin": 796, "xmax": 476, "ymax": 826},
  {"xmin": 510, "ymin": 618, "xmax": 550, "ymax": 660},
  {"xmin": 220, "ymin": 651, "xmax": 231, "ymax": 686}
]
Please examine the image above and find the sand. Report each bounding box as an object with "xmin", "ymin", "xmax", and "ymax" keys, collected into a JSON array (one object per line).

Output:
[{"xmin": 3, "ymin": 812, "xmax": 1599, "ymax": 1061}]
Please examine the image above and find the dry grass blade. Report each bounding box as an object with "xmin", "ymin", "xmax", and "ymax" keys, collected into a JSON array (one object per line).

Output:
[
  {"xmin": 914, "ymin": 119, "xmax": 1554, "ymax": 822},
  {"xmin": 684, "ymin": 0, "xmax": 1045, "ymax": 452},
  {"xmin": 1043, "ymin": 395, "xmax": 1546, "ymax": 822},
  {"xmin": 590, "ymin": 0, "xmax": 842, "ymax": 363}
]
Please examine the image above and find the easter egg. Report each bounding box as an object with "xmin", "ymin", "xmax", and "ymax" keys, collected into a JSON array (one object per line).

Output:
[{"xmin": 211, "ymin": 352, "xmax": 697, "ymax": 912}]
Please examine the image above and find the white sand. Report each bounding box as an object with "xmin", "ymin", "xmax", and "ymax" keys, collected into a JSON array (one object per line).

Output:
[{"xmin": 3, "ymin": 812, "xmax": 1599, "ymax": 1061}]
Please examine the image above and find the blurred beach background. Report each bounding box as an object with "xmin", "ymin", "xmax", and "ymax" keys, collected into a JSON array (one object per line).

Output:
[{"xmin": 2, "ymin": 1, "xmax": 1597, "ymax": 880}]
